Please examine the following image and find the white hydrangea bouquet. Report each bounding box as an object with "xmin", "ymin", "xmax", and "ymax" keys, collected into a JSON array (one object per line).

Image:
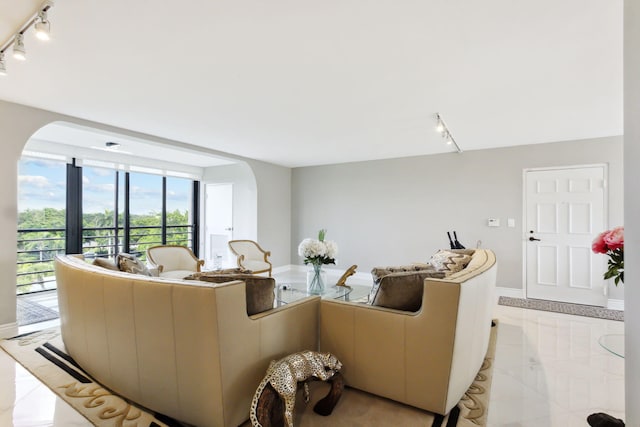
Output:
[{"xmin": 298, "ymin": 229, "xmax": 338, "ymax": 294}]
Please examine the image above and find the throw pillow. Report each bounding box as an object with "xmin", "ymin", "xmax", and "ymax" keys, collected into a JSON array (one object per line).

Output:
[
  {"xmin": 369, "ymin": 269, "xmax": 446, "ymax": 310},
  {"xmin": 370, "ymin": 270, "xmax": 446, "ymax": 312},
  {"xmin": 429, "ymin": 250, "xmax": 472, "ymax": 275},
  {"xmin": 92, "ymin": 257, "xmax": 119, "ymax": 271},
  {"xmin": 117, "ymin": 253, "xmax": 152, "ymax": 276},
  {"xmin": 194, "ymin": 273, "xmax": 274, "ymax": 315},
  {"xmin": 371, "ymin": 264, "xmax": 437, "ymax": 286}
]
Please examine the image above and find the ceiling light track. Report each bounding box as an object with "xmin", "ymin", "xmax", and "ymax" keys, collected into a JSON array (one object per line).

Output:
[
  {"xmin": 0, "ymin": 0, "xmax": 54, "ymax": 76},
  {"xmin": 435, "ymin": 113, "xmax": 462, "ymax": 153}
]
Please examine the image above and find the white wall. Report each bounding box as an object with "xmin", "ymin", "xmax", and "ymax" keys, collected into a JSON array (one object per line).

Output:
[
  {"xmin": 201, "ymin": 161, "xmax": 294, "ymax": 268},
  {"xmin": 624, "ymin": 1, "xmax": 639, "ymax": 424},
  {"xmin": 0, "ymin": 100, "xmax": 292, "ymax": 336},
  {"xmin": 292, "ymin": 137, "xmax": 623, "ymax": 298},
  {"xmin": 203, "ymin": 162, "xmax": 258, "ymax": 243},
  {"xmin": 245, "ymin": 160, "xmax": 292, "ymax": 268}
]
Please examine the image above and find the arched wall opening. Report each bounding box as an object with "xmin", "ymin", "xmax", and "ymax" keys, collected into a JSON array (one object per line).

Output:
[{"xmin": 0, "ymin": 101, "xmax": 279, "ymax": 337}]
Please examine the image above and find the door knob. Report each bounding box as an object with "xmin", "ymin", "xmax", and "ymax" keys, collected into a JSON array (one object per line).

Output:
[{"xmin": 529, "ymin": 236, "xmax": 541, "ymax": 241}]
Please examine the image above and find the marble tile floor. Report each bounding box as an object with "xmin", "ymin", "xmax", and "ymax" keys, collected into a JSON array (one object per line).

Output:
[{"xmin": 1, "ymin": 279, "xmax": 625, "ymax": 426}]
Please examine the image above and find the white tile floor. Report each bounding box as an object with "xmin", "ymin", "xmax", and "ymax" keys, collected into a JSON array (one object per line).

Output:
[{"xmin": 1, "ymin": 276, "xmax": 625, "ymax": 426}]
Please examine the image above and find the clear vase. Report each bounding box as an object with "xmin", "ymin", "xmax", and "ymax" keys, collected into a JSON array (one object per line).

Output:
[{"xmin": 307, "ymin": 264, "xmax": 326, "ymax": 295}]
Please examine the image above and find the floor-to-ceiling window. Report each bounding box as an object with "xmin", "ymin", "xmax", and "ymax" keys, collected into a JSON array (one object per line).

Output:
[
  {"xmin": 82, "ymin": 165, "xmax": 122, "ymax": 259},
  {"xmin": 16, "ymin": 155, "xmax": 67, "ymax": 295},
  {"xmin": 17, "ymin": 155, "xmax": 199, "ymax": 294}
]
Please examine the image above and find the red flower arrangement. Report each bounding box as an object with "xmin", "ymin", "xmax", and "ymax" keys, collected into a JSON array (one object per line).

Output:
[{"xmin": 592, "ymin": 226, "xmax": 624, "ymax": 286}]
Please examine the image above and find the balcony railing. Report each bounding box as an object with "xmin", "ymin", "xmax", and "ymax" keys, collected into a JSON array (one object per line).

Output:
[{"xmin": 17, "ymin": 224, "xmax": 194, "ymax": 295}]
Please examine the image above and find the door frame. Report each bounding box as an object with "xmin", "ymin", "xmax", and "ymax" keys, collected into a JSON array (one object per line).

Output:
[{"xmin": 521, "ymin": 163, "xmax": 609, "ymax": 303}]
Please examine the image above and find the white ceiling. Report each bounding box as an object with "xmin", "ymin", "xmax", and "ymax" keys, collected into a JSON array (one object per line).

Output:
[{"xmin": 0, "ymin": 0, "xmax": 623, "ymax": 168}]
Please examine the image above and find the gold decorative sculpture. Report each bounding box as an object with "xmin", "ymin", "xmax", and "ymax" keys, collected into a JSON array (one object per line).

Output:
[{"xmin": 335, "ymin": 264, "xmax": 357, "ymax": 287}]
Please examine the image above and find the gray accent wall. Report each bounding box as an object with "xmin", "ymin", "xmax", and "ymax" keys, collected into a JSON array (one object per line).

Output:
[{"xmin": 292, "ymin": 137, "xmax": 623, "ymax": 299}]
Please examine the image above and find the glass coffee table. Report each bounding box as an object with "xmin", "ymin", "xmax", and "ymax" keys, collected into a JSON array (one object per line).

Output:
[{"xmin": 275, "ymin": 282, "xmax": 368, "ymax": 306}]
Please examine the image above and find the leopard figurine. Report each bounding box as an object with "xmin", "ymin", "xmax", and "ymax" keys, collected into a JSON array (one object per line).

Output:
[{"xmin": 249, "ymin": 350, "xmax": 342, "ymax": 427}]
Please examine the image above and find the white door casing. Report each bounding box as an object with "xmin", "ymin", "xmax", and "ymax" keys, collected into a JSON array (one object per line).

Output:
[{"xmin": 525, "ymin": 166, "xmax": 607, "ymax": 306}]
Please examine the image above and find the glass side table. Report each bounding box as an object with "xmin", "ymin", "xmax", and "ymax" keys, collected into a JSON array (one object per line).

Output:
[{"xmin": 598, "ymin": 334, "xmax": 625, "ymax": 358}]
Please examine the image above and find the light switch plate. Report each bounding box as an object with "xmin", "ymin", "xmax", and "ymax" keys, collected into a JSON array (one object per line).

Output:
[{"xmin": 507, "ymin": 218, "xmax": 515, "ymax": 228}]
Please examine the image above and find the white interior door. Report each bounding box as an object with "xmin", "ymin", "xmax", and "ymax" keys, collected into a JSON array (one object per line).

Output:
[
  {"xmin": 205, "ymin": 183, "xmax": 233, "ymax": 269},
  {"xmin": 525, "ymin": 166, "xmax": 607, "ymax": 306}
]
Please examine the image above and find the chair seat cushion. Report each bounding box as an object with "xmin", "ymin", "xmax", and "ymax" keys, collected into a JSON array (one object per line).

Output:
[{"xmin": 241, "ymin": 260, "xmax": 271, "ymax": 272}]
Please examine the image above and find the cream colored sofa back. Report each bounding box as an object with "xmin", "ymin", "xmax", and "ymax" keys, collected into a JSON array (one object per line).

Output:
[
  {"xmin": 319, "ymin": 249, "xmax": 496, "ymax": 415},
  {"xmin": 55, "ymin": 255, "xmax": 319, "ymax": 427}
]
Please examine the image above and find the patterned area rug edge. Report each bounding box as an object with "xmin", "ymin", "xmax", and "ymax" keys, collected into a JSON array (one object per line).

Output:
[{"xmin": 498, "ymin": 296, "xmax": 623, "ymax": 321}]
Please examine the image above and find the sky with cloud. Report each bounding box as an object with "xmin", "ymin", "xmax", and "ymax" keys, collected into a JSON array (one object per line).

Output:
[{"xmin": 18, "ymin": 158, "xmax": 192, "ymax": 215}]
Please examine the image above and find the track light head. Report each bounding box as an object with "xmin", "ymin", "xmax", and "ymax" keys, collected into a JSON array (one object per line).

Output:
[
  {"xmin": 13, "ymin": 33, "xmax": 26, "ymax": 61},
  {"xmin": 0, "ymin": 53, "xmax": 6, "ymax": 76},
  {"xmin": 35, "ymin": 10, "xmax": 51, "ymax": 41}
]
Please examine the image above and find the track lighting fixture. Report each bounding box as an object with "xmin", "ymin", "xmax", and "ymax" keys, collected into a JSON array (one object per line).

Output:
[
  {"xmin": 35, "ymin": 10, "xmax": 51, "ymax": 41},
  {"xmin": 435, "ymin": 113, "xmax": 463, "ymax": 153},
  {"xmin": 0, "ymin": 1, "xmax": 54, "ymax": 75}
]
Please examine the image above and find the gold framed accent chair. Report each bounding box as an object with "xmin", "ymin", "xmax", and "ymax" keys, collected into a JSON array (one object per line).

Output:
[
  {"xmin": 146, "ymin": 245, "xmax": 205, "ymax": 279},
  {"xmin": 228, "ymin": 240, "xmax": 273, "ymax": 276}
]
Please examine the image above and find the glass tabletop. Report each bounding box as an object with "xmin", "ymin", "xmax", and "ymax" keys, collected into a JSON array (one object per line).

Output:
[
  {"xmin": 276, "ymin": 282, "xmax": 356, "ymax": 306},
  {"xmin": 598, "ymin": 333, "xmax": 625, "ymax": 358}
]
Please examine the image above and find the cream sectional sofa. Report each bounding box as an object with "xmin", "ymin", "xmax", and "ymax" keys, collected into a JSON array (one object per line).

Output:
[
  {"xmin": 319, "ymin": 248, "xmax": 497, "ymax": 415},
  {"xmin": 55, "ymin": 255, "xmax": 319, "ymax": 427},
  {"xmin": 55, "ymin": 249, "xmax": 496, "ymax": 426}
]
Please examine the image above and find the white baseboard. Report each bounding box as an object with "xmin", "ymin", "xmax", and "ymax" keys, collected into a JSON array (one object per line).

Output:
[
  {"xmin": 607, "ymin": 299, "xmax": 624, "ymax": 311},
  {"xmin": 0, "ymin": 322, "xmax": 18, "ymax": 339},
  {"xmin": 495, "ymin": 286, "xmax": 525, "ymax": 299}
]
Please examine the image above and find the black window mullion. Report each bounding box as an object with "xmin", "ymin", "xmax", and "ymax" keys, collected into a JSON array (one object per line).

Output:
[
  {"xmin": 124, "ymin": 172, "xmax": 130, "ymax": 253},
  {"xmin": 162, "ymin": 177, "xmax": 167, "ymax": 245},
  {"xmin": 65, "ymin": 159, "xmax": 82, "ymax": 254},
  {"xmin": 114, "ymin": 170, "xmax": 120, "ymax": 257},
  {"xmin": 192, "ymin": 180, "xmax": 200, "ymax": 257}
]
